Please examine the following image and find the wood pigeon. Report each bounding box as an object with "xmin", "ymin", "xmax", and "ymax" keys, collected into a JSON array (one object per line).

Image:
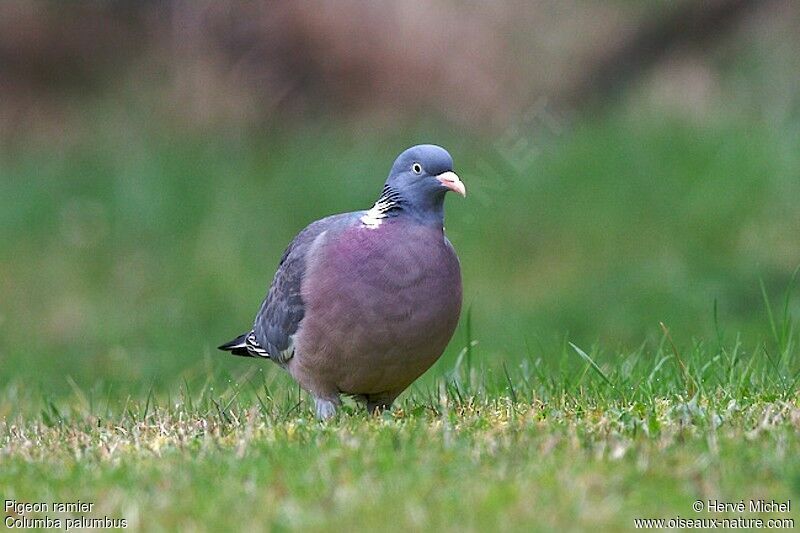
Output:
[{"xmin": 219, "ymin": 144, "xmax": 465, "ymax": 419}]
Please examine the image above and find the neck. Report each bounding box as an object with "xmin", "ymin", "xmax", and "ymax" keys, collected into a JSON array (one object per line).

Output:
[
  {"xmin": 373, "ymin": 184, "xmax": 406, "ymax": 216},
  {"xmin": 363, "ymin": 184, "xmax": 445, "ymax": 228}
]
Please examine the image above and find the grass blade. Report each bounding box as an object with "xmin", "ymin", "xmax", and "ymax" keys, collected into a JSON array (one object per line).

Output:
[
  {"xmin": 568, "ymin": 342, "xmax": 615, "ymax": 390},
  {"xmin": 759, "ymin": 277, "xmax": 780, "ymax": 347}
]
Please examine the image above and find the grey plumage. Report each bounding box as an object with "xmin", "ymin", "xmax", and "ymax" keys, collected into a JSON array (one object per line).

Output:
[
  {"xmin": 220, "ymin": 144, "xmax": 466, "ymax": 419},
  {"xmin": 249, "ymin": 214, "xmax": 353, "ymax": 364}
]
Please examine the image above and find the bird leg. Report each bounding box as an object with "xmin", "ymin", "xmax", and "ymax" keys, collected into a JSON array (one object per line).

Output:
[
  {"xmin": 314, "ymin": 396, "xmax": 341, "ymax": 420},
  {"xmin": 366, "ymin": 394, "xmax": 395, "ymax": 415}
]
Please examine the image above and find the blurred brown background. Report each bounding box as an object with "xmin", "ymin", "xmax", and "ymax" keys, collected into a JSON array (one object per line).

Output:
[{"xmin": 2, "ymin": 0, "xmax": 798, "ymax": 140}]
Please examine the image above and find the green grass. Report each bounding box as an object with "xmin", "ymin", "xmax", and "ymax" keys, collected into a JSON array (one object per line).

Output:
[
  {"xmin": 2, "ymin": 103, "xmax": 800, "ymax": 530},
  {"xmin": 1, "ymin": 333, "xmax": 798, "ymax": 531},
  {"xmin": 2, "ymin": 108, "xmax": 799, "ymax": 393}
]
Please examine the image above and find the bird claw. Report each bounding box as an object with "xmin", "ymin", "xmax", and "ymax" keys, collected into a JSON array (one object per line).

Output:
[{"xmin": 315, "ymin": 397, "xmax": 340, "ymax": 420}]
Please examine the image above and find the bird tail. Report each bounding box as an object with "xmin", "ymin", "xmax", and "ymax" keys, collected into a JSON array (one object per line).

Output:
[{"xmin": 218, "ymin": 333, "xmax": 251, "ymax": 357}]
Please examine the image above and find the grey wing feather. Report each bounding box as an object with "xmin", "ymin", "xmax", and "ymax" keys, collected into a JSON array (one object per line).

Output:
[{"xmin": 251, "ymin": 213, "xmax": 352, "ymax": 364}]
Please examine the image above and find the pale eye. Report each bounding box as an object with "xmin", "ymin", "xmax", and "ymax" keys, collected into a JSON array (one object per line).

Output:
[{"xmin": 412, "ymin": 163, "xmax": 423, "ymax": 174}]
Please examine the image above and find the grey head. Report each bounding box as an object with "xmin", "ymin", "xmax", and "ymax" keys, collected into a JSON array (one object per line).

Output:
[{"xmin": 371, "ymin": 144, "xmax": 466, "ymax": 226}]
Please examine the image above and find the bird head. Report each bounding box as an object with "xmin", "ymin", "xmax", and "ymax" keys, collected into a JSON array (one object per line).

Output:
[{"xmin": 378, "ymin": 144, "xmax": 465, "ymax": 225}]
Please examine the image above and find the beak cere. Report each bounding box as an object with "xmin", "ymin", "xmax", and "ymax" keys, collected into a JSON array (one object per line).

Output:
[{"xmin": 436, "ymin": 171, "xmax": 466, "ymax": 197}]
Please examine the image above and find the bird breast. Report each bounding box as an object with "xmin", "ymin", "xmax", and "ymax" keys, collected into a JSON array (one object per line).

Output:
[{"xmin": 293, "ymin": 219, "xmax": 462, "ymax": 394}]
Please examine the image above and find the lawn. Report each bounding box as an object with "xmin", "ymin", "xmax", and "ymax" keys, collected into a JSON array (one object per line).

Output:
[
  {"xmin": 1, "ymin": 103, "xmax": 799, "ymax": 530},
  {"xmin": 1, "ymin": 338, "xmax": 798, "ymax": 530}
]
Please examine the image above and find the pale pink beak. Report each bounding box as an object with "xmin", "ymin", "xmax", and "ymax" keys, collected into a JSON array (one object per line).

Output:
[{"xmin": 436, "ymin": 171, "xmax": 466, "ymax": 197}]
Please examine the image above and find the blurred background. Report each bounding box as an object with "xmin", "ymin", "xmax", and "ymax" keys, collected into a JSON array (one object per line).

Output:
[{"xmin": 1, "ymin": 0, "xmax": 798, "ymax": 401}]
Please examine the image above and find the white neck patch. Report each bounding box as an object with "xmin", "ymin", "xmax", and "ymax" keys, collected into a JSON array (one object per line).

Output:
[{"xmin": 360, "ymin": 199, "xmax": 394, "ymax": 229}]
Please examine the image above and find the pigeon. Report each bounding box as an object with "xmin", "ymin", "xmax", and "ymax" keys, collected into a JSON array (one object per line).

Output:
[{"xmin": 219, "ymin": 144, "xmax": 465, "ymax": 419}]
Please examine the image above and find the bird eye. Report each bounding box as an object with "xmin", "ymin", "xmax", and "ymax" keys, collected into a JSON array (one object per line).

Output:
[{"xmin": 412, "ymin": 163, "xmax": 423, "ymax": 174}]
